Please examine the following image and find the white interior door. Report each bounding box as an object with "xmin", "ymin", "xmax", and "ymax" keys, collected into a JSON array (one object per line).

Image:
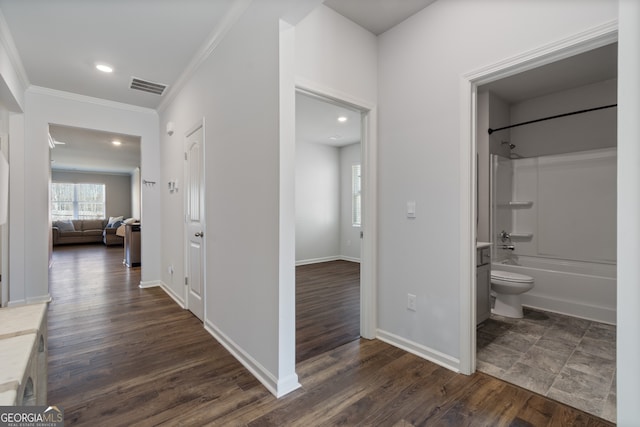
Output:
[{"xmin": 185, "ymin": 124, "xmax": 205, "ymax": 321}]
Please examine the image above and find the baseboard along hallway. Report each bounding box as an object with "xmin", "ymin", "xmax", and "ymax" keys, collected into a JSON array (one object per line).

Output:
[{"xmin": 46, "ymin": 246, "xmax": 614, "ymax": 425}]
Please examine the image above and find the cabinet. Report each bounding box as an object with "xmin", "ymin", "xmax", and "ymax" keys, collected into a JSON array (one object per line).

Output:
[{"xmin": 476, "ymin": 246, "xmax": 491, "ymax": 324}]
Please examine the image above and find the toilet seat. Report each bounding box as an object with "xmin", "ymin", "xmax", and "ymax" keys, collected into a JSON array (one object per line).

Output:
[{"xmin": 491, "ymin": 270, "xmax": 534, "ymax": 283}]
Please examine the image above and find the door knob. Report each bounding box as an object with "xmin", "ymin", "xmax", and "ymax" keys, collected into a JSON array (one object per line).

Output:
[{"xmin": 195, "ymin": 231, "xmax": 204, "ymax": 238}]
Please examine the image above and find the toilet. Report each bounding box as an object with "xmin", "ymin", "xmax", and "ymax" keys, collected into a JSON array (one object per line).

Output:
[{"xmin": 490, "ymin": 270, "xmax": 534, "ymax": 318}]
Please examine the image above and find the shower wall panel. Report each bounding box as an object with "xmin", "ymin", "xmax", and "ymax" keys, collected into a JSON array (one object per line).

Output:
[{"xmin": 512, "ymin": 148, "xmax": 616, "ymax": 264}]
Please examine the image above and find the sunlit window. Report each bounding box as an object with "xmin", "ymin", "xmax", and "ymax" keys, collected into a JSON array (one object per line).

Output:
[
  {"xmin": 352, "ymin": 164, "xmax": 361, "ymax": 227},
  {"xmin": 51, "ymin": 183, "xmax": 105, "ymax": 220}
]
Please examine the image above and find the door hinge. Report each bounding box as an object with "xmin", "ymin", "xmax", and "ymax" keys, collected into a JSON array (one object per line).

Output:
[
  {"xmin": 184, "ymin": 152, "xmax": 187, "ymax": 161},
  {"xmin": 360, "ymin": 231, "xmax": 364, "ymax": 239},
  {"xmin": 185, "ymin": 277, "xmax": 188, "ymax": 285}
]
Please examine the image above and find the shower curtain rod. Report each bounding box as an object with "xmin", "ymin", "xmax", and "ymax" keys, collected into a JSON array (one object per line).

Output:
[{"xmin": 488, "ymin": 103, "xmax": 617, "ymax": 135}]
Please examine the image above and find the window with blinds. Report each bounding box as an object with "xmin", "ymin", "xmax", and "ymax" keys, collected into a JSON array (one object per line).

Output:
[
  {"xmin": 352, "ymin": 164, "xmax": 361, "ymax": 227},
  {"xmin": 51, "ymin": 183, "xmax": 106, "ymax": 220}
]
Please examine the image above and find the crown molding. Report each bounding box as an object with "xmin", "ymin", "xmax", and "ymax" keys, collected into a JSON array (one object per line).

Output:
[
  {"xmin": 27, "ymin": 85, "xmax": 158, "ymax": 115},
  {"xmin": 157, "ymin": 0, "xmax": 252, "ymax": 112}
]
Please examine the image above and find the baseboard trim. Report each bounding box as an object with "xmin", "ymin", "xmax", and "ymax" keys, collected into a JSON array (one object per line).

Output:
[
  {"xmin": 296, "ymin": 256, "xmax": 361, "ymax": 266},
  {"xmin": 139, "ymin": 280, "xmax": 160, "ymax": 288},
  {"xmin": 145, "ymin": 280, "xmax": 186, "ymax": 309},
  {"xmin": 296, "ymin": 256, "xmax": 339, "ymax": 266},
  {"xmin": 377, "ymin": 329, "xmax": 460, "ymax": 373},
  {"xmin": 7, "ymin": 295, "xmax": 51, "ymax": 307},
  {"xmin": 6, "ymin": 299, "xmax": 25, "ymax": 307},
  {"xmin": 27, "ymin": 295, "xmax": 52, "ymax": 304},
  {"xmin": 204, "ymin": 320, "xmax": 300, "ymax": 398}
]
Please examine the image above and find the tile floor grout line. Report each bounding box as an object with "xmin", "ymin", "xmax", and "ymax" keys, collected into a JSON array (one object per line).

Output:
[{"xmin": 476, "ymin": 308, "xmax": 616, "ymax": 423}]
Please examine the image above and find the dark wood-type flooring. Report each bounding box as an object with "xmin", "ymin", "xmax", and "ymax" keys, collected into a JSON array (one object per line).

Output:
[
  {"xmin": 47, "ymin": 245, "xmax": 614, "ymax": 426},
  {"xmin": 296, "ymin": 260, "xmax": 360, "ymax": 363}
]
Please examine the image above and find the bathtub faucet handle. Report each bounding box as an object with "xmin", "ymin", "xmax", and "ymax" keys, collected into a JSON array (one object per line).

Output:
[{"xmin": 500, "ymin": 230, "xmax": 511, "ymax": 242}]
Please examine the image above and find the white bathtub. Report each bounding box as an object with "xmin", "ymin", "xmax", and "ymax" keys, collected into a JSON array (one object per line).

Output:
[{"xmin": 492, "ymin": 256, "xmax": 616, "ymax": 324}]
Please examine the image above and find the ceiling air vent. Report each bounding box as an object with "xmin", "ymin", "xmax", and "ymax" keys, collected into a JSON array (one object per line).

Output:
[{"xmin": 130, "ymin": 77, "xmax": 167, "ymax": 95}]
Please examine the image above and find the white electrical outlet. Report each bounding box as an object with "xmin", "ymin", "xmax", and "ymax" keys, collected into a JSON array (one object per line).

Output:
[
  {"xmin": 407, "ymin": 293, "xmax": 417, "ymax": 311},
  {"xmin": 168, "ymin": 265, "xmax": 174, "ymax": 275}
]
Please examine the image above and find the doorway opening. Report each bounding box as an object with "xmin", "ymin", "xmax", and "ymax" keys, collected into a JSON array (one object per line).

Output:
[
  {"xmin": 463, "ymin": 28, "xmax": 618, "ymax": 423},
  {"xmin": 48, "ymin": 123, "xmax": 142, "ymax": 286},
  {"xmin": 294, "ymin": 89, "xmax": 369, "ymax": 363}
]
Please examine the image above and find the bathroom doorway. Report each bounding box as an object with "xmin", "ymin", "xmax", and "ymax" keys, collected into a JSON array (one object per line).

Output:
[{"xmin": 470, "ymin": 41, "xmax": 618, "ymax": 422}]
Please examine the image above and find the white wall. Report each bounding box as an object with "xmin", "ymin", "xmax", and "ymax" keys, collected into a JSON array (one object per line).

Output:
[
  {"xmin": 159, "ymin": 4, "xmax": 283, "ymax": 389},
  {"xmin": 158, "ymin": 0, "xmax": 321, "ymax": 397},
  {"xmin": 52, "ymin": 170, "xmax": 132, "ymax": 219},
  {"xmin": 0, "ymin": 16, "xmax": 26, "ymax": 307},
  {"xmin": 9, "ymin": 87, "xmax": 159, "ymax": 305},
  {"xmin": 488, "ymin": 93, "xmax": 512, "ymax": 157},
  {"xmin": 478, "ymin": 92, "xmax": 511, "ymax": 243},
  {"xmin": 295, "ymin": 2, "xmax": 378, "ymax": 340},
  {"xmin": 295, "ymin": 140, "xmax": 361, "ymax": 264},
  {"xmin": 0, "ymin": 18, "xmax": 27, "ymax": 112},
  {"xmin": 617, "ymin": 0, "xmax": 640, "ymax": 422},
  {"xmin": 377, "ymin": 0, "xmax": 618, "ymax": 366},
  {"xmin": 511, "ymin": 79, "xmax": 617, "ymax": 157},
  {"xmin": 131, "ymin": 167, "xmax": 141, "ymax": 220},
  {"xmin": 339, "ymin": 142, "xmax": 361, "ymax": 261},
  {"xmin": 295, "ymin": 140, "xmax": 340, "ymax": 263},
  {"xmin": 0, "ymin": 107, "xmax": 8, "ymax": 306},
  {"xmin": 295, "ymin": 5, "xmax": 377, "ymax": 105}
]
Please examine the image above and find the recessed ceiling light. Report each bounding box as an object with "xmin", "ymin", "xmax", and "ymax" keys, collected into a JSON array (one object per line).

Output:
[
  {"xmin": 96, "ymin": 64, "xmax": 113, "ymax": 73},
  {"xmin": 112, "ymin": 140, "xmax": 122, "ymax": 146},
  {"xmin": 337, "ymin": 116, "xmax": 348, "ymax": 123},
  {"xmin": 329, "ymin": 135, "xmax": 342, "ymax": 140}
]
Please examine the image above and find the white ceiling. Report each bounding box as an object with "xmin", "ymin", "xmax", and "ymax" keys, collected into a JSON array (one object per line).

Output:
[
  {"xmin": 324, "ymin": 0, "xmax": 436, "ymax": 35},
  {"xmin": 0, "ymin": 0, "xmax": 235, "ymax": 109},
  {"xmin": 0, "ymin": 1, "xmax": 618, "ymax": 172},
  {"xmin": 49, "ymin": 125, "xmax": 140, "ymax": 175},
  {"xmin": 480, "ymin": 43, "xmax": 618, "ymax": 104},
  {"xmin": 0, "ymin": 0, "xmax": 418, "ymax": 172},
  {"xmin": 296, "ymin": 92, "xmax": 361, "ymax": 147}
]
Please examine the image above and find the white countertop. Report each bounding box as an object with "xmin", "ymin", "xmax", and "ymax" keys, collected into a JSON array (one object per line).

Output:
[
  {"xmin": 0, "ymin": 333, "xmax": 37, "ymax": 387},
  {"xmin": 476, "ymin": 241, "xmax": 492, "ymax": 249},
  {"xmin": 0, "ymin": 303, "xmax": 47, "ymax": 340},
  {"xmin": 0, "ymin": 388, "xmax": 17, "ymax": 406}
]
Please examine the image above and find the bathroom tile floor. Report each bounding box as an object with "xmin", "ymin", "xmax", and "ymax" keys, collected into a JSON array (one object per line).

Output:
[{"xmin": 476, "ymin": 308, "xmax": 616, "ymax": 423}]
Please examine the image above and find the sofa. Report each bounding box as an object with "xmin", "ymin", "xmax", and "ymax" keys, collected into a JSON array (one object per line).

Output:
[{"xmin": 52, "ymin": 219, "xmax": 125, "ymax": 246}]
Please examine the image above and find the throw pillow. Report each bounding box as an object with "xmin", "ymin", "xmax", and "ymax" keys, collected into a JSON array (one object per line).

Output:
[
  {"xmin": 108, "ymin": 216, "xmax": 124, "ymax": 226},
  {"xmin": 55, "ymin": 220, "xmax": 75, "ymax": 232},
  {"xmin": 123, "ymin": 217, "xmax": 137, "ymax": 224}
]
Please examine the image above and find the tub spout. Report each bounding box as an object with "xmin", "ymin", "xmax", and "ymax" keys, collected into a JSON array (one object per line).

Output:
[{"xmin": 500, "ymin": 244, "xmax": 515, "ymax": 250}]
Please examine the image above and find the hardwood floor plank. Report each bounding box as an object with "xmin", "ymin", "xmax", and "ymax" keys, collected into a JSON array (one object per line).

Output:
[
  {"xmin": 295, "ymin": 261, "xmax": 360, "ymax": 363},
  {"xmin": 47, "ymin": 246, "xmax": 615, "ymax": 426}
]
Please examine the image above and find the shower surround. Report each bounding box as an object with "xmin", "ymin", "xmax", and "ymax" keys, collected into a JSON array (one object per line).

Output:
[{"xmin": 491, "ymin": 148, "xmax": 617, "ymax": 324}]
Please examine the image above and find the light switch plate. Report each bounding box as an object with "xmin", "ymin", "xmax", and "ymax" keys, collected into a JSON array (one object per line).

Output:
[{"xmin": 407, "ymin": 201, "xmax": 416, "ymax": 218}]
